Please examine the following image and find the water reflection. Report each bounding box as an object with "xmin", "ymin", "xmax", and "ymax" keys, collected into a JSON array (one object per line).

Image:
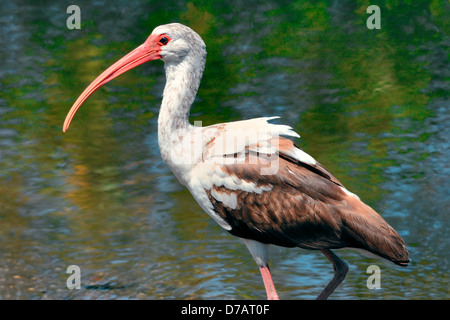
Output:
[{"xmin": 0, "ymin": 0, "xmax": 448, "ymax": 299}]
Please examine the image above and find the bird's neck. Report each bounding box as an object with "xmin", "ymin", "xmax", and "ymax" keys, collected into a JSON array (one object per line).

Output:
[{"xmin": 158, "ymin": 54, "xmax": 205, "ymax": 165}]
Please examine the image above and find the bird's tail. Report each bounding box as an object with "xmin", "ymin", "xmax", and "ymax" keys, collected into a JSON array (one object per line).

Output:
[{"xmin": 340, "ymin": 195, "xmax": 410, "ymax": 266}]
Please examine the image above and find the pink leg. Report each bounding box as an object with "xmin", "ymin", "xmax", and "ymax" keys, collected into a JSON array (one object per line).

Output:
[{"xmin": 259, "ymin": 266, "xmax": 279, "ymax": 300}]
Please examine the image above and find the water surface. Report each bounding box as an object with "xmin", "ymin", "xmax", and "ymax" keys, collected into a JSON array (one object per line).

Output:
[{"xmin": 0, "ymin": 0, "xmax": 448, "ymax": 299}]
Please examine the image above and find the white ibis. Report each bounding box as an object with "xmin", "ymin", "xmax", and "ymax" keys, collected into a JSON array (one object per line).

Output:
[{"xmin": 63, "ymin": 23, "xmax": 410, "ymax": 300}]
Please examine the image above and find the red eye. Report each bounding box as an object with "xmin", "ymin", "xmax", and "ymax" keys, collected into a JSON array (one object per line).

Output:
[{"xmin": 158, "ymin": 36, "xmax": 170, "ymax": 45}]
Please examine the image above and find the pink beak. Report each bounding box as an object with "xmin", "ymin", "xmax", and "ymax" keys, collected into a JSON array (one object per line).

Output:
[{"xmin": 63, "ymin": 34, "xmax": 162, "ymax": 132}]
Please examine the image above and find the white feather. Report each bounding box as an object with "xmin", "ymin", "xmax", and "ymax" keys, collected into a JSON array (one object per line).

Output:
[
  {"xmin": 339, "ymin": 186, "xmax": 361, "ymax": 200},
  {"xmin": 203, "ymin": 117, "xmax": 299, "ymax": 161},
  {"xmin": 290, "ymin": 147, "xmax": 317, "ymax": 165},
  {"xmin": 210, "ymin": 189, "xmax": 238, "ymax": 209},
  {"xmin": 242, "ymin": 238, "xmax": 269, "ymax": 267}
]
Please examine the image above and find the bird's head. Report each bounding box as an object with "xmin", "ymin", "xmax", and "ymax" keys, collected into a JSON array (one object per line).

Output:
[
  {"xmin": 62, "ymin": 23, "xmax": 205, "ymax": 132},
  {"xmin": 152, "ymin": 23, "xmax": 206, "ymax": 64}
]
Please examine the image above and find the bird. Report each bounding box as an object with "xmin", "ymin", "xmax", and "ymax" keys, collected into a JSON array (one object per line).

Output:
[{"xmin": 63, "ymin": 23, "xmax": 410, "ymax": 300}]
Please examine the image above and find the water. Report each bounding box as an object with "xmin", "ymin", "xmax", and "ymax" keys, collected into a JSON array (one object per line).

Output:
[{"xmin": 0, "ymin": 0, "xmax": 448, "ymax": 299}]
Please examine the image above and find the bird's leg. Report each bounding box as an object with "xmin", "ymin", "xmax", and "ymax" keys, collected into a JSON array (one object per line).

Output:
[
  {"xmin": 316, "ymin": 249, "xmax": 349, "ymax": 300},
  {"xmin": 259, "ymin": 265, "xmax": 279, "ymax": 300},
  {"xmin": 242, "ymin": 239, "xmax": 279, "ymax": 300}
]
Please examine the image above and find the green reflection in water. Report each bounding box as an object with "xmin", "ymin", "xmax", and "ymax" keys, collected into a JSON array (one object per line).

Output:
[{"xmin": 0, "ymin": 0, "xmax": 448, "ymax": 299}]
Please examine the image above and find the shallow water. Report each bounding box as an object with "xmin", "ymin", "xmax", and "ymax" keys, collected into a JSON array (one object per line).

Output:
[{"xmin": 0, "ymin": 0, "xmax": 448, "ymax": 299}]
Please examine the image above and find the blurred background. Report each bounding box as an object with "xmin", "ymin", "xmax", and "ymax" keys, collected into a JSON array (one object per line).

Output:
[{"xmin": 0, "ymin": 0, "xmax": 448, "ymax": 299}]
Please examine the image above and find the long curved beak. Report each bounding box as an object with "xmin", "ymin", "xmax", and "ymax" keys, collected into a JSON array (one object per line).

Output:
[{"xmin": 63, "ymin": 38, "xmax": 161, "ymax": 132}]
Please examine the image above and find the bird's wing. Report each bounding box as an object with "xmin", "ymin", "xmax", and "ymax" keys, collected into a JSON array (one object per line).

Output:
[
  {"xmin": 200, "ymin": 116, "xmax": 344, "ymax": 189},
  {"xmin": 189, "ymin": 117, "xmax": 350, "ymax": 244},
  {"xmin": 201, "ymin": 116, "xmax": 298, "ymax": 160},
  {"xmin": 188, "ymin": 119, "xmax": 409, "ymax": 264},
  {"xmin": 195, "ymin": 148, "xmax": 353, "ymax": 249}
]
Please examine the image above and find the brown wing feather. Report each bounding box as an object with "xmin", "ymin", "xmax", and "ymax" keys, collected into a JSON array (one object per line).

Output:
[
  {"xmin": 276, "ymin": 137, "xmax": 344, "ymax": 187},
  {"xmin": 207, "ymin": 138, "xmax": 410, "ymax": 266}
]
